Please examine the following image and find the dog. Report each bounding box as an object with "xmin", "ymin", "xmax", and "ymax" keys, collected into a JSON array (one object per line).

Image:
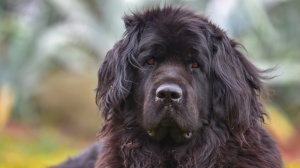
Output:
[{"xmin": 53, "ymin": 6, "xmax": 282, "ymax": 168}]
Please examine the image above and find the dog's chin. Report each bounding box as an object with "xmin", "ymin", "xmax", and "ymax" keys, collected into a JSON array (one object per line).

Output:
[
  {"xmin": 143, "ymin": 104, "xmax": 199, "ymax": 144},
  {"xmin": 146, "ymin": 119, "xmax": 193, "ymax": 144}
]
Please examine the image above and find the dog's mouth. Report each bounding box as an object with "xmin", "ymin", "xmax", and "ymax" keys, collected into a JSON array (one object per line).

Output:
[
  {"xmin": 146, "ymin": 115, "xmax": 193, "ymax": 144},
  {"xmin": 146, "ymin": 125, "xmax": 193, "ymax": 144}
]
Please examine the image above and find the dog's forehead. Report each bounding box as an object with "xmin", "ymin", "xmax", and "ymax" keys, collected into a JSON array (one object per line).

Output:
[
  {"xmin": 132, "ymin": 7, "xmax": 213, "ymax": 65},
  {"xmin": 138, "ymin": 33, "xmax": 194, "ymax": 61},
  {"xmin": 136, "ymin": 13, "xmax": 209, "ymax": 56},
  {"xmin": 138, "ymin": 27, "xmax": 204, "ymax": 61}
]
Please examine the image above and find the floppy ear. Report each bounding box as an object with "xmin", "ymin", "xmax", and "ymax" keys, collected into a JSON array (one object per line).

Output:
[
  {"xmin": 96, "ymin": 15, "xmax": 143, "ymax": 121},
  {"xmin": 210, "ymin": 31, "xmax": 268, "ymax": 141}
]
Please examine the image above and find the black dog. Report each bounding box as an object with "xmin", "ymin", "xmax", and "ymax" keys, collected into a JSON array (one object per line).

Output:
[{"xmin": 54, "ymin": 6, "xmax": 282, "ymax": 168}]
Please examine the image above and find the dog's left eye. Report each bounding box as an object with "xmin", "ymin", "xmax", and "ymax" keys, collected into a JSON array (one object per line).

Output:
[
  {"xmin": 146, "ymin": 58, "xmax": 155, "ymax": 65},
  {"xmin": 191, "ymin": 63, "xmax": 200, "ymax": 69}
]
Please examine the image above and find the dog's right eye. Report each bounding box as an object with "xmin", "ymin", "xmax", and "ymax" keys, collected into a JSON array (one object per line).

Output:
[
  {"xmin": 191, "ymin": 62, "xmax": 200, "ymax": 69},
  {"xmin": 146, "ymin": 58, "xmax": 155, "ymax": 65}
]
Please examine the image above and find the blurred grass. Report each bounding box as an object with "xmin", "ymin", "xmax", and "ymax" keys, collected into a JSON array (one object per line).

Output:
[{"xmin": 0, "ymin": 122, "xmax": 91, "ymax": 168}]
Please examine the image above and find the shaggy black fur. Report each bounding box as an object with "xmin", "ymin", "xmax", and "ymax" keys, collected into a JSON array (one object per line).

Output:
[
  {"xmin": 95, "ymin": 6, "xmax": 282, "ymax": 168},
  {"xmin": 54, "ymin": 6, "xmax": 282, "ymax": 168}
]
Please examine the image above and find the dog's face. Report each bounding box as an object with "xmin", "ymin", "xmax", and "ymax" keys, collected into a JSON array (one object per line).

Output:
[
  {"xmin": 97, "ymin": 7, "xmax": 265, "ymax": 145},
  {"xmin": 131, "ymin": 25, "xmax": 210, "ymax": 143}
]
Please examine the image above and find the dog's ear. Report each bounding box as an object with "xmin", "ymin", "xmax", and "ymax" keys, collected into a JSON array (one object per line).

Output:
[
  {"xmin": 209, "ymin": 30, "xmax": 268, "ymax": 141},
  {"xmin": 96, "ymin": 15, "xmax": 143, "ymax": 121}
]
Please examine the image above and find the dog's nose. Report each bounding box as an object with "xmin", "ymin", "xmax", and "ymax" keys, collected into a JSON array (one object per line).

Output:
[{"xmin": 156, "ymin": 84, "xmax": 182, "ymax": 103}]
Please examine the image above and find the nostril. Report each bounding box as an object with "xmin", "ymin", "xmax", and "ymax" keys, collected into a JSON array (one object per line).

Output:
[
  {"xmin": 171, "ymin": 92, "xmax": 181, "ymax": 99},
  {"xmin": 157, "ymin": 92, "xmax": 166, "ymax": 99},
  {"xmin": 156, "ymin": 84, "xmax": 182, "ymax": 102}
]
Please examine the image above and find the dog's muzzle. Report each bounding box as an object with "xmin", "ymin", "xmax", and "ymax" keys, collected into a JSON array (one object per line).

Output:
[{"xmin": 146, "ymin": 84, "xmax": 193, "ymax": 143}]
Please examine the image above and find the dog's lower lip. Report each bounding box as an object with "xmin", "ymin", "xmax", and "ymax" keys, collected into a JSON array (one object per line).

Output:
[{"xmin": 161, "ymin": 120, "xmax": 172, "ymax": 127}]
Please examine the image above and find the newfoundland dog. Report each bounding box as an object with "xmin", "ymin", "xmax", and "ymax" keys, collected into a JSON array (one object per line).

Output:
[{"xmin": 54, "ymin": 6, "xmax": 282, "ymax": 168}]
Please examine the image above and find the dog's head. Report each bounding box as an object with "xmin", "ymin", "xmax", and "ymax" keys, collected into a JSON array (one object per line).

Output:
[{"xmin": 96, "ymin": 7, "xmax": 267, "ymax": 144}]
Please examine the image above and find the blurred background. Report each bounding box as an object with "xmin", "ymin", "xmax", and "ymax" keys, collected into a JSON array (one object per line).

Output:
[{"xmin": 0, "ymin": 0, "xmax": 299, "ymax": 167}]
